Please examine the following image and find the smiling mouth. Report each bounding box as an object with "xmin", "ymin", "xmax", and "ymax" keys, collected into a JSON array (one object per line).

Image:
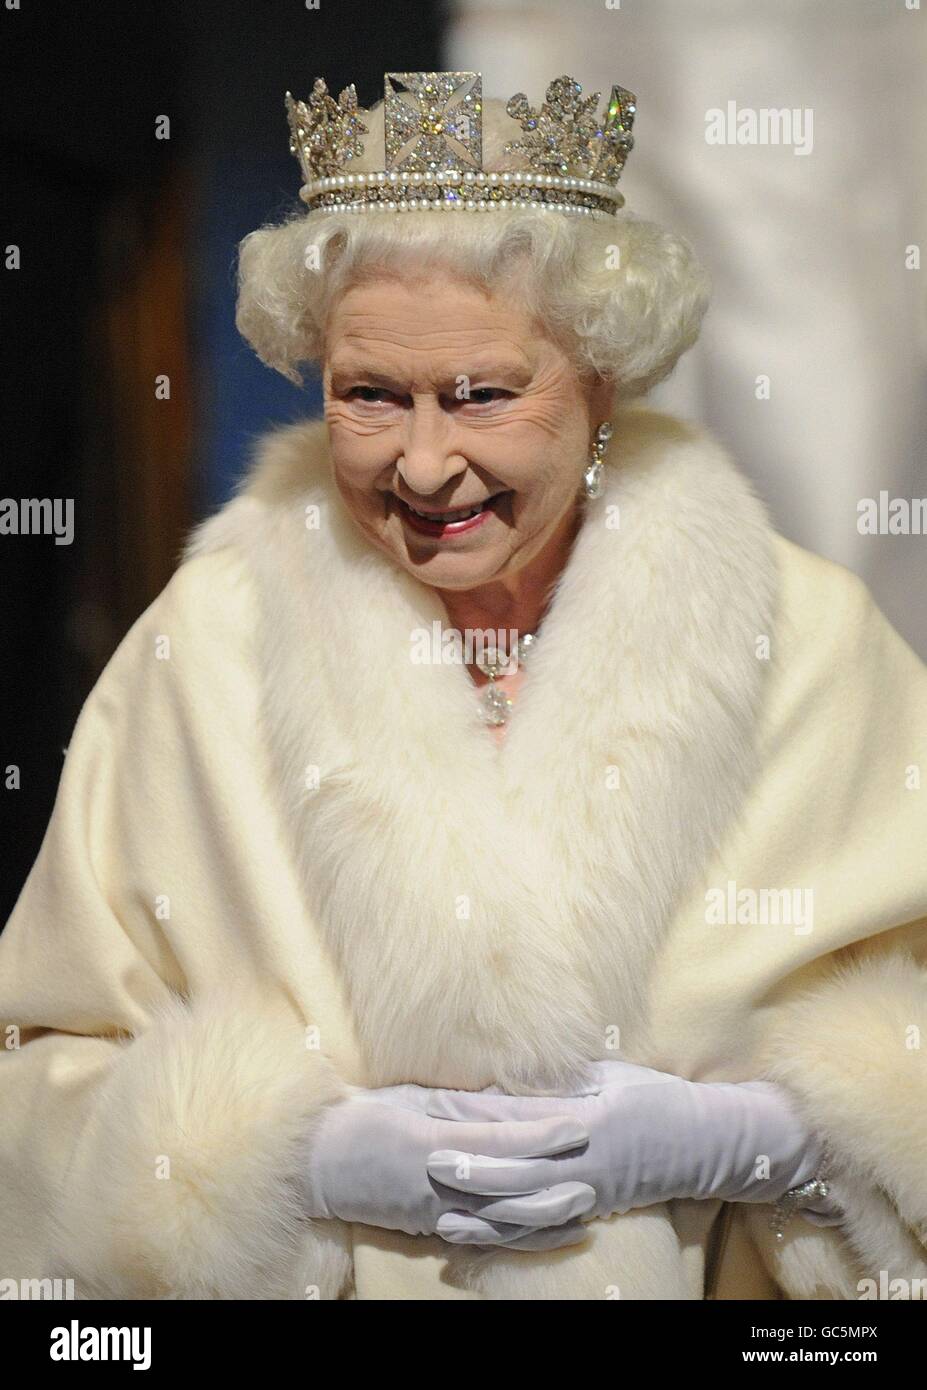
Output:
[{"xmin": 391, "ymin": 490, "xmax": 512, "ymax": 535}]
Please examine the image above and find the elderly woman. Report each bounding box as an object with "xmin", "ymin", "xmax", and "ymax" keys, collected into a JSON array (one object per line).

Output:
[{"xmin": 1, "ymin": 73, "xmax": 925, "ymax": 1303}]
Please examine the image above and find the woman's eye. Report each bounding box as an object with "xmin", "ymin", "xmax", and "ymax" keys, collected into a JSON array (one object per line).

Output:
[
  {"xmin": 349, "ymin": 386, "xmax": 393, "ymax": 404},
  {"xmin": 460, "ymin": 388, "xmax": 512, "ymax": 405},
  {"xmin": 343, "ymin": 385, "xmax": 512, "ymax": 408}
]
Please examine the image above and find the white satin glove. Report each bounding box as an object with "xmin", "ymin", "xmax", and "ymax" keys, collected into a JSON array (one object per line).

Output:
[
  {"xmin": 300, "ymin": 1082, "xmax": 597, "ymax": 1248},
  {"xmin": 425, "ymin": 1060, "xmax": 843, "ymax": 1225}
]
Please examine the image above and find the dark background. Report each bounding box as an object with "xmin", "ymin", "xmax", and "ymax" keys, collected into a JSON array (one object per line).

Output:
[{"xmin": 1, "ymin": 0, "xmax": 444, "ymax": 923}]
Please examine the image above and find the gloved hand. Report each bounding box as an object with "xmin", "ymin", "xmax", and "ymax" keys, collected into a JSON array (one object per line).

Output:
[
  {"xmin": 424, "ymin": 1060, "xmax": 844, "ymax": 1225},
  {"xmin": 300, "ymin": 1082, "xmax": 598, "ymax": 1248}
]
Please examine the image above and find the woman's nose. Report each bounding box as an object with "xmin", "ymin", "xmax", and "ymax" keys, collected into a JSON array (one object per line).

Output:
[{"xmin": 396, "ymin": 399, "xmax": 466, "ymax": 496}]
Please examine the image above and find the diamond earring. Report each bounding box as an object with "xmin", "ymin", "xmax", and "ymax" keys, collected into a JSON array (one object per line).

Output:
[{"xmin": 583, "ymin": 422, "xmax": 613, "ymax": 499}]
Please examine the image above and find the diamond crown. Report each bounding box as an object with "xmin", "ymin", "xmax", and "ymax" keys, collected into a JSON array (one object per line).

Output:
[{"xmin": 285, "ymin": 72, "xmax": 636, "ymax": 218}]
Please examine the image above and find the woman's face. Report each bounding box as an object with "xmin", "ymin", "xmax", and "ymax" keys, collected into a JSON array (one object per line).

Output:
[{"xmin": 323, "ymin": 269, "xmax": 610, "ymax": 591}]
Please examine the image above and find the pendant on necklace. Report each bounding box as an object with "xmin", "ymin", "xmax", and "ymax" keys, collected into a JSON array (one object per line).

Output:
[{"xmin": 475, "ymin": 632, "xmax": 537, "ymax": 727}]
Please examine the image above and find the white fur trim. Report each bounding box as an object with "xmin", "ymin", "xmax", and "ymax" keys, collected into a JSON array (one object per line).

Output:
[
  {"xmin": 49, "ymin": 987, "xmax": 351, "ymax": 1299},
  {"xmin": 185, "ymin": 407, "xmax": 777, "ymax": 1100},
  {"xmin": 753, "ymin": 949, "xmax": 927, "ymax": 1295}
]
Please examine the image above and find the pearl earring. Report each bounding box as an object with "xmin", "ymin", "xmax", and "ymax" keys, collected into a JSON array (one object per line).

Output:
[{"xmin": 583, "ymin": 422, "xmax": 613, "ymax": 499}]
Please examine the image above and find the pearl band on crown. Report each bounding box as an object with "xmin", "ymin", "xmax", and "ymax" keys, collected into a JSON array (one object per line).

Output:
[{"xmin": 300, "ymin": 170, "xmax": 625, "ymax": 218}]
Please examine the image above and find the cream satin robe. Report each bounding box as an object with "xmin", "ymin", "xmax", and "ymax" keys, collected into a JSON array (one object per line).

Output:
[{"xmin": 1, "ymin": 409, "xmax": 925, "ymax": 1300}]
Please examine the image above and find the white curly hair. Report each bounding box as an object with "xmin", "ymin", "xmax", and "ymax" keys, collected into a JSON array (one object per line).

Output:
[{"xmin": 236, "ymin": 96, "xmax": 710, "ymax": 399}]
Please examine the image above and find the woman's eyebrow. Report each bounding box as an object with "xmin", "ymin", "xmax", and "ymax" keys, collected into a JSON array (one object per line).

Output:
[
  {"xmin": 329, "ymin": 360, "xmax": 533, "ymax": 390},
  {"xmin": 328, "ymin": 363, "xmax": 406, "ymax": 389},
  {"xmin": 327, "ymin": 353, "xmax": 536, "ymax": 391}
]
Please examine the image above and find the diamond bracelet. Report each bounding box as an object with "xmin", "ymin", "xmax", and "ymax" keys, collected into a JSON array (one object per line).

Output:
[{"xmin": 768, "ymin": 1145, "xmax": 835, "ymax": 1242}]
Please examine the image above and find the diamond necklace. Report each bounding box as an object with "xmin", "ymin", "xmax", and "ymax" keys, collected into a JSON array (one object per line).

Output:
[{"xmin": 475, "ymin": 632, "xmax": 538, "ymax": 727}]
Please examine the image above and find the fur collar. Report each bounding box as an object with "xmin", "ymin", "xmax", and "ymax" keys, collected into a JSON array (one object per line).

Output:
[{"xmin": 184, "ymin": 408, "xmax": 777, "ymax": 1094}]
